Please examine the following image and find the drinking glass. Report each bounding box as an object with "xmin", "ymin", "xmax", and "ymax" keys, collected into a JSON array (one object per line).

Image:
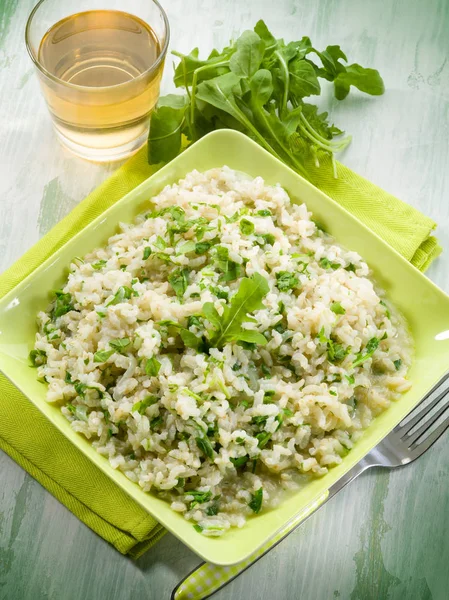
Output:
[{"xmin": 25, "ymin": 0, "xmax": 169, "ymax": 162}]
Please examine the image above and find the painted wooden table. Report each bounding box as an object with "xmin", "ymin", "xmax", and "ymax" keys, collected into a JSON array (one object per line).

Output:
[{"xmin": 1, "ymin": 0, "xmax": 449, "ymax": 599}]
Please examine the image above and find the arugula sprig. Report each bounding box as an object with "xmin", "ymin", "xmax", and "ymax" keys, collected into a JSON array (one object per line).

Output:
[
  {"xmin": 149, "ymin": 20, "xmax": 384, "ymax": 179},
  {"xmin": 202, "ymin": 273, "xmax": 269, "ymax": 349}
]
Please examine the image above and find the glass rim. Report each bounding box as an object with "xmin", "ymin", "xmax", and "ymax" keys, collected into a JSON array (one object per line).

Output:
[{"xmin": 25, "ymin": 0, "xmax": 170, "ymax": 91}]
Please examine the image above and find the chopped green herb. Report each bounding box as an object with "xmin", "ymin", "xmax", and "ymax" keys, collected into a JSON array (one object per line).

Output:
[
  {"xmin": 96, "ymin": 311, "xmax": 106, "ymax": 319},
  {"xmin": 29, "ymin": 349, "xmax": 47, "ymax": 367},
  {"xmin": 248, "ymin": 488, "xmax": 263, "ymax": 514},
  {"xmin": 168, "ymin": 267, "xmax": 189, "ymax": 301},
  {"xmin": 230, "ymin": 456, "xmax": 249, "ymax": 468},
  {"xmin": 206, "ymin": 503, "xmax": 220, "ymax": 516},
  {"xmin": 276, "ymin": 271, "xmax": 299, "ymax": 291},
  {"xmin": 331, "ymin": 302, "xmax": 346, "ymax": 315},
  {"xmin": 196, "ymin": 436, "xmax": 215, "ymax": 460},
  {"xmin": 329, "ymin": 390, "xmax": 337, "ymax": 396},
  {"xmin": 186, "ymin": 490, "xmax": 213, "ymax": 510},
  {"xmin": 255, "ymin": 430, "xmax": 272, "ymax": 448},
  {"xmin": 352, "ymin": 337, "xmax": 380, "ymax": 368},
  {"xmin": 93, "ymin": 349, "xmax": 114, "ymax": 363},
  {"xmin": 132, "ymin": 395, "xmax": 159, "ymax": 415},
  {"xmin": 176, "ymin": 240, "xmax": 196, "ymax": 255},
  {"xmin": 252, "ymin": 415, "xmax": 268, "ymax": 426},
  {"xmin": 52, "ymin": 290, "xmax": 74, "ymax": 319},
  {"xmin": 345, "ymin": 263, "xmax": 356, "ymax": 272},
  {"xmin": 258, "ymin": 233, "xmax": 275, "ymax": 246},
  {"xmin": 394, "ymin": 359, "xmax": 402, "ymax": 370},
  {"xmin": 109, "ymin": 338, "xmax": 131, "ymax": 353},
  {"xmin": 319, "ymin": 257, "xmax": 340, "ymax": 270},
  {"xmin": 257, "ymin": 209, "xmax": 272, "ymax": 216},
  {"xmin": 145, "ymin": 357, "xmax": 161, "ymax": 376},
  {"xmin": 92, "ymin": 260, "xmax": 107, "ymax": 270},
  {"xmin": 150, "ymin": 415, "xmax": 163, "ymax": 429},
  {"xmin": 193, "ymin": 524, "xmax": 203, "ymax": 533},
  {"xmin": 283, "ymin": 408, "xmax": 294, "ymax": 417},
  {"xmin": 154, "ymin": 235, "xmax": 167, "ymax": 250},
  {"xmin": 345, "ymin": 374, "xmax": 355, "ymax": 385},
  {"xmin": 240, "ymin": 218, "xmax": 255, "ymax": 235},
  {"xmin": 194, "ymin": 240, "xmax": 212, "ymax": 255},
  {"xmin": 380, "ymin": 300, "xmax": 391, "ymax": 319},
  {"xmin": 261, "ymin": 364, "xmax": 272, "ymax": 378},
  {"xmin": 106, "ymin": 286, "xmax": 136, "ymax": 306},
  {"xmin": 143, "ymin": 247, "xmax": 152, "ymax": 260}
]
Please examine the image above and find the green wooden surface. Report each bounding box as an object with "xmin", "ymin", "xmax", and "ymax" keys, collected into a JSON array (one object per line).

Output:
[{"xmin": 1, "ymin": 0, "xmax": 449, "ymax": 599}]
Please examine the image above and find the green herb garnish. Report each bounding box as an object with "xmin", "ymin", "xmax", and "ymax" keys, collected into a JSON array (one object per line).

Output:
[
  {"xmin": 29, "ymin": 349, "xmax": 47, "ymax": 367},
  {"xmin": 248, "ymin": 487, "xmax": 263, "ymax": 514},
  {"xmin": 132, "ymin": 395, "xmax": 158, "ymax": 414},
  {"xmin": 352, "ymin": 337, "xmax": 380, "ymax": 368},
  {"xmin": 145, "ymin": 357, "xmax": 161, "ymax": 376},
  {"xmin": 202, "ymin": 273, "xmax": 269, "ymax": 349},
  {"xmin": 331, "ymin": 302, "xmax": 346, "ymax": 315},
  {"xmin": 149, "ymin": 22, "xmax": 384, "ymax": 180},
  {"xmin": 240, "ymin": 218, "xmax": 255, "ymax": 235},
  {"xmin": 276, "ymin": 271, "xmax": 299, "ymax": 291}
]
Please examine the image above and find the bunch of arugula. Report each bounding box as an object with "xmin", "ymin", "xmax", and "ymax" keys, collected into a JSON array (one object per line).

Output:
[{"xmin": 149, "ymin": 20, "xmax": 384, "ymax": 178}]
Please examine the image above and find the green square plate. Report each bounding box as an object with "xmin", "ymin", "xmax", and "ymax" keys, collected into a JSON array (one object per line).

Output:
[{"xmin": 0, "ymin": 130, "xmax": 448, "ymax": 566}]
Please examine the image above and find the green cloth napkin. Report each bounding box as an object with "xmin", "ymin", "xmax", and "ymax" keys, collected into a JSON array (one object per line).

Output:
[{"xmin": 0, "ymin": 145, "xmax": 442, "ymax": 558}]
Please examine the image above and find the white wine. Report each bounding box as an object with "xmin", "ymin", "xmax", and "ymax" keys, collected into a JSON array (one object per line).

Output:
[{"xmin": 37, "ymin": 10, "xmax": 165, "ymax": 160}]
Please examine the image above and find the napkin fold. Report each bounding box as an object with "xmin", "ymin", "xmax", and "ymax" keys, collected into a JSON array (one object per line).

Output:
[{"xmin": 0, "ymin": 145, "xmax": 441, "ymax": 557}]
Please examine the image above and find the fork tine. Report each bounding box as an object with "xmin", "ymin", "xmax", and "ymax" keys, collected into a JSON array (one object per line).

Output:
[
  {"xmin": 405, "ymin": 397, "xmax": 449, "ymax": 447},
  {"xmin": 396, "ymin": 371, "xmax": 449, "ymax": 437},
  {"xmin": 409, "ymin": 413, "xmax": 449, "ymax": 459}
]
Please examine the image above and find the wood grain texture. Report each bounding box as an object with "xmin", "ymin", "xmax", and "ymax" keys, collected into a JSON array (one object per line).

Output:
[{"xmin": 1, "ymin": 0, "xmax": 448, "ymax": 599}]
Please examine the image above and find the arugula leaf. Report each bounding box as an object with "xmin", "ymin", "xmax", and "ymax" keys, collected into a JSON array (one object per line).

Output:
[
  {"xmin": 204, "ymin": 273, "xmax": 269, "ymax": 348},
  {"xmin": 248, "ymin": 487, "xmax": 263, "ymax": 513},
  {"xmin": 145, "ymin": 357, "xmax": 161, "ymax": 376},
  {"xmin": 148, "ymin": 95, "xmax": 188, "ymax": 164},
  {"xmin": 149, "ymin": 23, "xmax": 384, "ymax": 181},
  {"xmin": 288, "ymin": 57, "xmax": 320, "ymax": 97},
  {"xmin": 229, "ymin": 30, "xmax": 265, "ymax": 78},
  {"xmin": 334, "ymin": 64, "xmax": 385, "ymax": 101}
]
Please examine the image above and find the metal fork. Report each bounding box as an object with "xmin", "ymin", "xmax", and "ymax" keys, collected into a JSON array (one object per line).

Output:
[{"xmin": 171, "ymin": 371, "xmax": 449, "ymax": 600}]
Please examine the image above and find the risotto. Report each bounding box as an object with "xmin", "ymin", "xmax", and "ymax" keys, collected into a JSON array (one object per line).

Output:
[{"xmin": 31, "ymin": 167, "xmax": 412, "ymax": 535}]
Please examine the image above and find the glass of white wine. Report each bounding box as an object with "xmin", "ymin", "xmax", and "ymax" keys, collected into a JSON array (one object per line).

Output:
[{"xmin": 25, "ymin": 0, "xmax": 169, "ymax": 162}]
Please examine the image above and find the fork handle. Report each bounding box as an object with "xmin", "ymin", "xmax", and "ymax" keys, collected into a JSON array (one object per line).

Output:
[{"xmin": 171, "ymin": 458, "xmax": 375, "ymax": 600}]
